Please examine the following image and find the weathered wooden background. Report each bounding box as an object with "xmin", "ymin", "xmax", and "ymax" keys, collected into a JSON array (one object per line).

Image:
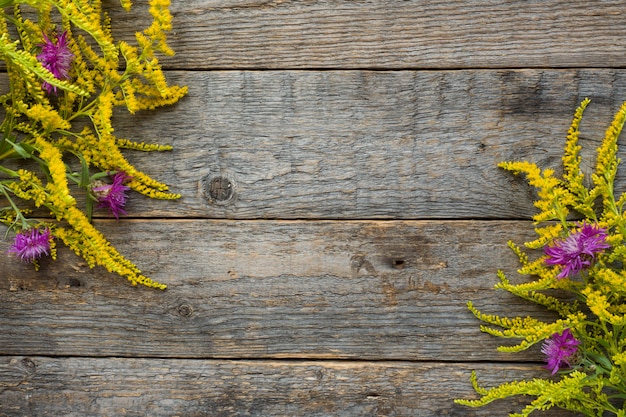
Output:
[{"xmin": 3, "ymin": 0, "xmax": 626, "ymax": 415}]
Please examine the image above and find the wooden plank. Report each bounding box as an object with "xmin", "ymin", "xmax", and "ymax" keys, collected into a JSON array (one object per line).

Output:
[
  {"xmin": 106, "ymin": 0, "xmax": 626, "ymax": 69},
  {"xmin": 105, "ymin": 69, "xmax": 626, "ymax": 219},
  {"xmin": 1, "ymin": 219, "xmax": 560, "ymax": 361},
  {"xmin": 0, "ymin": 356, "xmax": 576, "ymax": 417},
  {"xmin": 6, "ymin": 69, "xmax": 626, "ymax": 219}
]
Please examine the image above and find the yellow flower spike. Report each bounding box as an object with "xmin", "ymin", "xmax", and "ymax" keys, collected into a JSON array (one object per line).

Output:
[
  {"xmin": 116, "ymin": 138, "xmax": 173, "ymax": 152},
  {"xmin": 467, "ymin": 300, "xmax": 582, "ymax": 353},
  {"xmin": 133, "ymin": 84, "xmax": 189, "ymax": 111},
  {"xmin": 32, "ymin": 138, "xmax": 76, "ymax": 216},
  {"xmin": 60, "ymin": 207, "xmax": 167, "ymax": 289},
  {"xmin": 593, "ymin": 268, "xmax": 626, "ymax": 297},
  {"xmin": 563, "ymin": 99, "xmax": 593, "ymax": 210},
  {"xmin": 92, "ymin": 90, "xmax": 115, "ymax": 134},
  {"xmin": 119, "ymin": 40, "xmax": 140, "ymax": 73},
  {"xmin": 131, "ymin": 182, "xmax": 181, "ymax": 200},
  {"xmin": 6, "ymin": 176, "xmax": 47, "ymax": 208},
  {"xmin": 48, "ymin": 231, "xmax": 57, "ymax": 261},
  {"xmin": 119, "ymin": 80, "xmax": 139, "ymax": 114},
  {"xmin": 120, "ymin": 0, "xmax": 132, "ymax": 12},
  {"xmin": 0, "ymin": 9, "xmax": 8, "ymax": 36},
  {"xmin": 596, "ymin": 102, "xmax": 626, "ymax": 178},
  {"xmin": 613, "ymin": 352, "xmax": 626, "ymax": 367},
  {"xmin": 583, "ymin": 288, "xmax": 626, "ymax": 326},
  {"xmin": 56, "ymin": 0, "xmax": 117, "ymax": 60},
  {"xmin": 25, "ymin": 103, "xmax": 71, "ymax": 132},
  {"xmin": 144, "ymin": 0, "xmax": 175, "ymax": 56},
  {"xmin": 524, "ymin": 223, "xmax": 563, "ymax": 249},
  {"xmin": 499, "ymin": 160, "xmax": 573, "ymax": 225},
  {"xmin": 13, "ymin": 5, "xmax": 38, "ymax": 54}
]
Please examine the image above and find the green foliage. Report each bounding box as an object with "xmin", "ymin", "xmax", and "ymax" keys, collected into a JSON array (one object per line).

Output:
[{"xmin": 455, "ymin": 99, "xmax": 626, "ymax": 415}]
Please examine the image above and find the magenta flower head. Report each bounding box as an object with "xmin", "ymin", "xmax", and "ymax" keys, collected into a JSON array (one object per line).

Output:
[
  {"xmin": 544, "ymin": 222, "xmax": 610, "ymax": 279},
  {"xmin": 541, "ymin": 328, "xmax": 581, "ymax": 375},
  {"xmin": 9, "ymin": 227, "xmax": 52, "ymax": 263},
  {"xmin": 37, "ymin": 30, "xmax": 74, "ymax": 94},
  {"xmin": 92, "ymin": 172, "xmax": 132, "ymax": 219}
]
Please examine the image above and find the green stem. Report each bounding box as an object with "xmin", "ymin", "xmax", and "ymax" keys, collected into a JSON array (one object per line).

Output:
[
  {"xmin": 0, "ymin": 183, "xmax": 28, "ymax": 230},
  {"xmin": 0, "ymin": 165, "xmax": 18, "ymax": 177}
]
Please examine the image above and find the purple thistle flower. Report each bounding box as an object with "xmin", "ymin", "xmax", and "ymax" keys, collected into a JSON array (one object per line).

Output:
[
  {"xmin": 92, "ymin": 172, "xmax": 132, "ymax": 219},
  {"xmin": 544, "ymin": 222, "xmax": 610, "ymax": 279},
  {"xmin": 9, "ymin": 227, "xmax": 52, "ymax": 263},
  {"xmin": 37, "ymin": 30, "xmax": 74, "ymax": 94},
  {"xmin": 541, "ymin": 328, "xmax": 581, "ymax": 375}
]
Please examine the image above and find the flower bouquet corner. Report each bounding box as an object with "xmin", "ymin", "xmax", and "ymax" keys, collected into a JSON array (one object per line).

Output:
[
  {"xmin": 455, "ymin": 97, "xmax": 626, "ymax": 416},
  {"xmin": 0, "ymin": 0, "xmax": 188, "ymax": 290}
]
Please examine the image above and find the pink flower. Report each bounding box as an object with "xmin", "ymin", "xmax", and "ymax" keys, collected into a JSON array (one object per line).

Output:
[
  {"xmin": 37, "ymin": 30, "xmax": 74, "ymax": 94},
  {"xmin": 92, "ymin": 172, "xmax": 132, "ymax": 219},
  {"xmin": 541, "ymin": 329, "xmax": 581, "ymax": 375},
  {"xmin": 544, "ymin": 223, "xmax": 610, "ymax": 279},
  {"xmin": 9, "ymin": 228, "xmax": 52, "ymax": 263}
]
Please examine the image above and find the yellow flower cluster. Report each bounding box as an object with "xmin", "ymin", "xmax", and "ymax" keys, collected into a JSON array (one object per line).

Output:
[
  {"xmin": 457, "ymin": 100, "xmax": 626, "ymax": 415},
  {"xmin": 6, "ymin": 169, "xmax": 46, "ymax": 207},
  {"xmin": 54, "ymin": 206, "xmax": 166, "ymax": 289},
  {"xmin": 458, "ymin": 370, "xmax": 603, "ymax": 417},
  {"xmin": 0, "ymin": 0, "xmax": 186, "ymax": 289}
]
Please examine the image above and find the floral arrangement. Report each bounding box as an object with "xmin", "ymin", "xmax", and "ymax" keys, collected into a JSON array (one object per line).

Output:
[
  {"xmin": 455, "ymin": 99, "xmax": 626, "ymax": 416},
  {"xmin": 0, "ymin": 0, "xmax": 187, "ymax": 289}
]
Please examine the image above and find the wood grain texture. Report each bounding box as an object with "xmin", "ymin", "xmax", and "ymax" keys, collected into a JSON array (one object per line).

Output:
[
  {"xmin": 7, "ymin": 69, "xmax": 626, "ymax": 220},
  {"xmin": 105, "ymin": 69, "xmax": 626, "ymax": 219},
  {"xmin": 1, "ymin": 220, "xmax": 558, "ymax": 361},
  {"xmin": 3, "ymin": 2, "xmax": 620, "ymax": 415},
  {"xmin": 0, "ymin": 356, "xmax": 576, "ymax": 417},
  {"xmin": 106, "ymin": 0, "xmax": 626, "ymax": 69}
]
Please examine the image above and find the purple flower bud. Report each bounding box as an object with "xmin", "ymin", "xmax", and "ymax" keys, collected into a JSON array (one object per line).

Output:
[
  {"xmin": 541, "ymin": 328, "xmax": 581, "ymax": 375},
  {"xmin": 37, "ymin": 30, "xmax": 74, "ymax": 94},
  {"xmin": 92, "ymin": 172, "xmax": 132, "ymax": 219},
  {"xmin": 9, "ymin": 228, "xmax": 52, "ymax": 263}
]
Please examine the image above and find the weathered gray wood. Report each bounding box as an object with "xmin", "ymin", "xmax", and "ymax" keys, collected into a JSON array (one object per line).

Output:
[
  {"xmin": 5, "ymin": 69, "xmax": 626, "ymax": 220},
  {"xmin": 2, "ymin": 2, "xmax": 617, "ymax": 416},
  {"xmin": 106, "ymin": 69, "xmax": 626, "ymax": 219},
  {"xmin": 1, "ymin": 220, "xmax": 560, "ymax": 361},
  {"xmin": 0, "ymin": 356, "xmax": 576, "ymax": 417},
  {"xmin": 105, "ymin": 0, "xmax": 626, "ymax": 70}
]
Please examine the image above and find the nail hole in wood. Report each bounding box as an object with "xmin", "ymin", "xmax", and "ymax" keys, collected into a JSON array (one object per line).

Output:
[{"xmin": 392, "ymin": 259, "xmax": 406, "ymax": 269}]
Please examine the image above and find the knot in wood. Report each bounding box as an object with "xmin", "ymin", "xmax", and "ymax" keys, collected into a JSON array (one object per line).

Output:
[
  {"xmin": 202, "ymin": 174, "xmax": 236, "ymax": 205},
  {"xmin": 68, "ymin": 278, "xmax": 82, "ymax": 287},
  {"xmin": 177, "ymin": 303, "xmax": 194, "ymax": 318},
  {"xmin": 20, "ymin": 357, "xmax": 37, "ymax": 374},
  {"xmin": 209, "ymin": 177, "xmax": 232, "ymax": 201}
]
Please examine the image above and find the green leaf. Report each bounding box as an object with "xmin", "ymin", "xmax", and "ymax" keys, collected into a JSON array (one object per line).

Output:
[
  {"xmin": 85, "ymin": 192, "xmax": 94, "ymax": 223},
  {"xmin": 77, "ymin": 154, "xmax": 90, "ymax": 188},
  {"xmin": 5, "ymin": 138, "xmax": 33, "ymax": 159},
  {"xmin": 586, "ymin": 352, "xmax": 614, "ymax": 374}
]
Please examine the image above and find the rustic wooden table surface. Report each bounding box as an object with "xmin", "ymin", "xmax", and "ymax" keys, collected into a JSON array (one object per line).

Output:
[{"xmin": 3, "ymin": 1, "xmax": 626, "ymax": 416}]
